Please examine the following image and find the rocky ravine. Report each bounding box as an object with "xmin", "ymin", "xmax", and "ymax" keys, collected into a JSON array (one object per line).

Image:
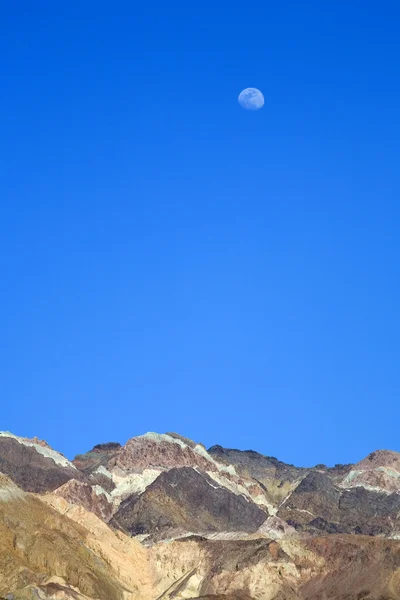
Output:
[{"xmin": 1, "ymin": 430, "xmax": 400, "ymax": 600}]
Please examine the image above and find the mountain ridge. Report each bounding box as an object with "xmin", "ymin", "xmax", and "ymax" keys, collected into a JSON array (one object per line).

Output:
[{"xmin": 1, "ymin": 429, "xmax": 400, "ymax": 600}]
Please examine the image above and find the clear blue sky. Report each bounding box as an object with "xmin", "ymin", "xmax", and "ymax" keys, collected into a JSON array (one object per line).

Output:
[{"xmin": 1, "ymin": 2, "xmax": 399, "ymax": 466}]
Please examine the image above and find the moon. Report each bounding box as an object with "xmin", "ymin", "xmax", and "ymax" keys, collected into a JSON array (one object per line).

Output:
[{"xmin": 238, "ymin": 88, "xmax": 264, "ymax": 111}]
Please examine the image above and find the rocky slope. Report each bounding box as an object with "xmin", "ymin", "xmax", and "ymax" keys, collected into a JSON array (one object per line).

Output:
[
  {"xmin": 1, "ymin": 430, "xmax": 400, "ymax": 600},
  {"xmin": 112, "ymin": 467, "xmax": 267, "ymax": 540},
  {"xmin": 0, "ymin": 432, "xmax": 83, "ymax": 493},
  {"xmin": 0, "ymin": 473, "xmax": 151, "ymax": 600}
]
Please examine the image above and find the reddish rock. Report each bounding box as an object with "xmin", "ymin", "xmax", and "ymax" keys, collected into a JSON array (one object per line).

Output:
[
  {"xmin": 115, "ymin": 434, "xmax": 216, "ymax": 473},
  {"xmin": 54, "ymin": 479, "xmax": 113, "ymax": 522}
]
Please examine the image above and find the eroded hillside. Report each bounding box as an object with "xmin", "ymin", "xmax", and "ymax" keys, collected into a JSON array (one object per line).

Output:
[{"xmin": 1, "ymin": 430, "xmax": 400, "ymax": 600}]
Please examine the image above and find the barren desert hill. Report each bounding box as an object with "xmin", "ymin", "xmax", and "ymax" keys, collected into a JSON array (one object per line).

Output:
[{"xmin": 1, "ymin": 430, "xmax": 400, "ymax": 600}]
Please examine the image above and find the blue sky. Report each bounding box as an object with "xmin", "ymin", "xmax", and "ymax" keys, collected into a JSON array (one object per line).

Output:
[{"xmin": 1, "ymin": 2, "xmax": 400, "ymax": 465}]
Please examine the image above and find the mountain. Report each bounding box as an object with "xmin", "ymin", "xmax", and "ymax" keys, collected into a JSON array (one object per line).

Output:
[{"xmin": 1, "ymin": 430, "xmax": 400, "ymax": 600}]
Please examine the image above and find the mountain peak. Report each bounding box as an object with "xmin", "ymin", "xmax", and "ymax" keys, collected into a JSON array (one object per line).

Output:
[{"xmin": 357, "ymin": 449, "xmax": 400, "ymax": 470}]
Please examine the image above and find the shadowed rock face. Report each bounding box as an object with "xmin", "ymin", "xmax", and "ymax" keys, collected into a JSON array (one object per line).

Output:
[
  {"xmin": 278, "ymin": 472, "xmax": 400, "ymax": 536},
  {"xmin": 112, "ymin": 467, "xmax": 268, "ymax": 537},
  {"xmin": 0, "ymin": 437, "xmax": 82, "ymax": 493},
  {"xmin": 339, "ymin": 487, "xmax": 400, "ymax": 535},
  {"xmin": 278, "ymin": 472, "xmax": 341, "ymax": 529}
]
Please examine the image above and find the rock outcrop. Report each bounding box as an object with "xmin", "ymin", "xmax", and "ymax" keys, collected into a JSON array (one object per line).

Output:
[
  {"xmin": 112, "ymin": 466, "xmax": 268, "ymax": 538},
  {"xmin": 0, "ymin": 432, "xmax": 83, "ymax": 493},
  {"xmin": 53, "ymin": 479, "xmax": 113, "ymax": 521}
]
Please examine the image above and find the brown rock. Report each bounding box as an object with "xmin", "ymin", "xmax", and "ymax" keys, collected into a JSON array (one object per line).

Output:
[
  {"xmin": 112, "ymin": 467, "xmax": 268, "ymax": 537},
  {"xmin": 0, "ymin": 437, "xmax": 82, "ymax": 493}
]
